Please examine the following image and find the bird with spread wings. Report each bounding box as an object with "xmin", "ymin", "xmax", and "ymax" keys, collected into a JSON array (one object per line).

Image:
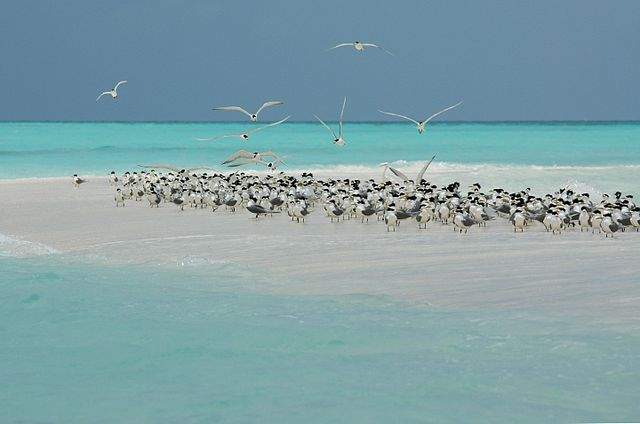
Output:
[{"xmin": 212, "ymin": 101, "xmax": 284, "ymax": 122}]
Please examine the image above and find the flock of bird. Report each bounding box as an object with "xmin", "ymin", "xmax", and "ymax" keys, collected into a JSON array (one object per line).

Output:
[
  {"xmin": 95, "ymin": 40, "xmax": 463, "ymax": 170},
  {"xmin": 90, "ymin": 41, "xmax": 638, "ymax": 238},
  {"xmin": 94, "ymin": 167, "xmax": 640, "ymax": 237}
]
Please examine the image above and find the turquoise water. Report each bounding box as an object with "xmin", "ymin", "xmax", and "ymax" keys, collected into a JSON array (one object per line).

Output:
[
  {"xmin": 2, "ymin": 123, "xmax": 640, "ymax": 421},
  {"xmin": 2, "ymin": 255, "xmax": 639, "ymax": 422},
  {"xmin": 1, "ymin": 121, "xmax": 640, "ymax": 178}
]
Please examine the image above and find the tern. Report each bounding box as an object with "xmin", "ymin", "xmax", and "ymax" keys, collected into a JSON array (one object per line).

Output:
[
  {"xmin": 212, "ymin": 100, "xmax": 284, "ymax": 121},
  {"xmin": 96, "ymin": 80, "xmax": 127, "ymax": 101},
  {"xmin": 379, "ymin": 163, "xmax": 410, "ymax": 182},
  {"xmin": 314, "ymin": 97, "xmax": 347, "ymax": 146},
  {"xmin": 222, "ymin": 150, "xmax": 286, "ymax": 167},
  {"xmin": 196, "ymin": 116, "xmax": 290, "ymax": 142},
  {"xmin": 72, "ymin": 174, "xmax": 87, "ymax": 188},
  {"xmin": 246, "ymin": 198, "xmax": 279, "ymax": 218},
  {"xmin": 379, "ymin": 101, "xmax": 463, "ymax": 134},
  {"xmin": 379, "ymin": 154, "xmax": 436, "ymax": 183},
  {"xmin": 416, "ymin": 155, "xmax": 437, "ymax": 183},
  {"xmin": 137, "ymin": 165, "xmax": 219, "ymax": 174},
  {"xmin": 327, "ymin": 41, "xmax": 393, "ymax": 56}
]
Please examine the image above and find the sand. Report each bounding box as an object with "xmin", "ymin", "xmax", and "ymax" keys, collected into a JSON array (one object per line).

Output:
[{"xmin": 1, "ymin": 176, "xmax": 639, "ymax": 328}]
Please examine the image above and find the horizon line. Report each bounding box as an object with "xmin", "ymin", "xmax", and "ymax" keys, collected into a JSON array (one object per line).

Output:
[{"xmin": 1, "ymin": 119, "xmax": 640, "ymax": 124}]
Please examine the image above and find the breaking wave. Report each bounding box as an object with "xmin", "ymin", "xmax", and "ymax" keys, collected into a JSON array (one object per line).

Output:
[{"xmin": 0, "ymin": 233, "xmax": 59, "ymax": 258}]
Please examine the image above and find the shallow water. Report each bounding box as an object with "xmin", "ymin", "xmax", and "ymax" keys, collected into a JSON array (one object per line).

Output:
[
  {"xmin": 2, "ymin": 255, "xmax": 639, "ymax": 423},
  {"xmin": 1, "ymin": 121, "xmax": 639, "ymax": 170},
  {"xmin": 3, "ymin": 121, "xmax": 640, "ymax": 195}
]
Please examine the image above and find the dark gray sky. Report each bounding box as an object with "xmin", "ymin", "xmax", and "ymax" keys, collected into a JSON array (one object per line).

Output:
[{"xmin": 1, "ymin": 0, "xmax": 639, "ymax": 121}]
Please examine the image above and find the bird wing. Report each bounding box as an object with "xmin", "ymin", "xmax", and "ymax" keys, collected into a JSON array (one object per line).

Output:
[
  {"xmin": 185, "ymin": 166, "xmax": 219, "ymax": 173},
  {"xmin": 114, "ymin": 80, "xmax": 127, "ymax": 91},
  {"xmin": 362, "ymin": 43, "xmax": 394, "ymax": 56},
  {"xmin": 138, "ymin": 164, "xmax": 180, "ymax": 173},
  {"xmin": 416, "ymin": 154, "xmax": 437, "ymax": 183},
  {"xmin": 378, "ymin": 110, "xmax": 420, "ymax": 125},
  {"xmin": 424, "ymin": 101, "xmax": 463, "ymax": 124},
  {"xmin": 326, "ymin": 43, "xmax": 354, "ymax": 51},
  {"xmin": 338, "ymin": 97, "xmax": 346, "ymax": 138},
  {"xmin": 388, "ymin": 166, "xmax": 410, "ymax": 182},
  {"xmin": 313, "ymin": 115, "xmax": 337, "ymax": 139},
  {"xmin": 258, "ymin": 151, "xmax": 286, "ymax": 164},
  {"xmin": 96, "ymin": 91, "xmax": 110, "ymax": 101},
  {"xmin": 249, "ymin": 115, "xmax": 290, "ymax": 134},
  {"xmin": 255, "ymin": 101, "xmax": 284, "ymax": 116},
  {"xmin": 225, "ymin": 157, "xmax": 268, "ymax": 167},
  {"xmin": 194, "ymin": 134, "xmax": 242, "ymax": 142},
  {"xmin": 212, "ymin": 106, "xmax": 252, "ymax": 118},
  {"xmin": 221, "ymin": 149, "xmax": 255, "ymax": 164}
]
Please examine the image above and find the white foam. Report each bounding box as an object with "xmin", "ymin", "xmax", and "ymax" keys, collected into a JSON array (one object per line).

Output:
[
  {"xmin": 0, "ymin": 233, "xmax": 58, "ymax": 258},
  {"xmin": 289, "ymin": 161, "xmax": 640, "ymax": 175},
  {"xmin": 287, "ymin": 162, "xmax": 640, "ymax": 196},
  {"xmin": 0, "ymin": 162, "xmax": 637, "ymax": 195}
]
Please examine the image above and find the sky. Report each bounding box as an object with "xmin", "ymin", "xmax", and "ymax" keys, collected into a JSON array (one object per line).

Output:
[{"xmin": 1, "ymin": 0, "xmax": 639, "ymax": 121}]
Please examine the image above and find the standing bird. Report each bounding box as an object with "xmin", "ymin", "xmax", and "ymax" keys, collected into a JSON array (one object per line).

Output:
[
  {"xmin": 314, "ymin": 97, "xmax": 347, "ymax": 146},
  {"xmin": 246, "ymin": 198, "xmax": 278, "ymax": 218},
  {"xmin": 326, "ymin": 41, "xmax": 393, "ymax": 56},
  {"xmin": 384, "ymin": 207, "xmax": 398, "ymax": 232},
  {"xmin": 72, "ymin": 174, "xmax": 86, "ymax": 188},
  {"xmin": 548, "ymin": 211, "xmax": 563, "ymax": 235},
  {"xmin": 378, "ymin": 101, "xmax": 463, "ymax": 134},
  {"xmin": 172, "ymin": 196, "xmax": 185, "ymax": 211},
  {"xmin": 96, "ymin": 80, "xmax": 127, "ymax": 101},
  {"xmin": 510, "ymin": 209, "xmax": 526, "ymax": 232},
  {"xmin": 416, "ymin": 206, "xmax": 433, "ymax": 229},
  {"xmin": 212, "ymin": 101, "xmax": 284, "ymax": 122},
  {"xmin": 578, "ymin": 207, "xmax": 591, "ymax": 232},
  {"xmin": 114, "ymin": 188, "xmax": 125, "ymax": 207},
  {"xmin": 108, "ymin": 171, "xmax": 119, "ymax": 186},
  {"xmin": 453, "ymin": 210, "xmax": 476, "ymax": 234},
  {"xmin": 631, "ymin": 208, "xmax": 640, "ymax": 231},
  {"xmin": 600, "ymin": 213, "xmax": 620, "ymax": 238},
  {"xmin": 196, "ymin": 116, "xmax": 290, "ymax": 142}
]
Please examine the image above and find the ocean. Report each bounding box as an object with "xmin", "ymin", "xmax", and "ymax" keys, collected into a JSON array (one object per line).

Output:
[
  {"xmin": 2, "ymin": 255, "xmax": 639, "ymax": 423},
  {"xmin": 1, "ymin": 121, "xmax": 639, "ymax": 194},
  {"xmin": 2, "ymin": 121, "xmax": 640, "ymax": 422}
]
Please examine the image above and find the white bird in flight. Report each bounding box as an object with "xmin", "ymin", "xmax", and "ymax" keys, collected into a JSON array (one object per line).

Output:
[
  {"xmin": 212, "ymin": 101, "xmax": 284, "ymax": 121},
  {"xmin": 221, "ymin": 150, "xmax": 286, "ymax": 166},
  {"xmin": 379, "ymin": 155, "xmax": 437, "ymax": 182},
  {"xmin": 195, "ymin": 116, "xmax": 290, "ymax": 142},
  {"xmin": 96, "ymin": 80, "xmax": 127, "ymax": 101},
  {"xmin": 137, "ymin": 164, "xmax": 219, "ymax": 174},
  {"xmin": 378, "ymin": 101, "xmax": 463, "ymax": 134},
  {"xmin": 327, "ymin": 41, "xmax": 393, "ymax": 56},
  {"xmin": 314, "ymin": 97, "xmax": 347, "ymax": 147},
  {"xmin": 222, "ymin": 150, "xmax": 286, "ymax": 171}
]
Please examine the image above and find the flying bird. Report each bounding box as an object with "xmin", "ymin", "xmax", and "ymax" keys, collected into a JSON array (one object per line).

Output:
[
  {"xmin": 327, "ymin": 41, "xmax": 393, "ymax": 56},
  {"xmin": 96, "ymin": 80, "xmax": 127, "ymax": 101},
  {"xmin": 137, "ymin": 164, "xmax": 219, "ymax": 174},
  {"xmin": 221, "ymin": 150, "xmax": 286, "ymax": 167},
  {"xmin": 379, "ymin": 155, "xmax": 436, "ymax": 183},
  {"xmin": 212, "ymin": 101, "xmax": 284, "ymax": 121},
  {"xmin": 379, "ymin": 163, "xmax": 410, "ymax": 182},
  {"xmin": 195, "ymin": 116, "xmax": 290, "ymax": 142},
  {"xmin": 378, "ymin": 101, "xmax": 463, "ymax": 134},
  {"xmin": 314, "ymin": 97, "xmax": 347, "ymax": 147},
  {"xmin": 416, "ymin": 154, "xmax": 437, "ymax": 183}
]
